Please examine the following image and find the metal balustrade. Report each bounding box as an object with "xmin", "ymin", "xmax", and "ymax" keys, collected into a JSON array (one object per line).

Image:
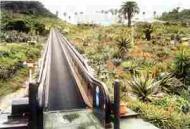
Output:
[{"xmin": 36, "ymin": 28, "xmax": 112, "ymax": 127}]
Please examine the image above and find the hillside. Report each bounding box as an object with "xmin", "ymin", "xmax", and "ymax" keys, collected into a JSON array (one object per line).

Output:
[
  {"xmin": 0, "ymin": 1, "xmax": 71, "ymax": 96},
  {"xmin": 0, "ymin": 1, "xmax": 190, "ymax": 129},
  {"xmin": 0, "ymin": 1, "xmax": 53, "ymax": 96},
  {"xmin": 0, "ymin": 1, "xmax": 55, "ymax": 17},
  {"xmin": 0, "ymin": 1, "xmax": 60, "ymax": 42}
]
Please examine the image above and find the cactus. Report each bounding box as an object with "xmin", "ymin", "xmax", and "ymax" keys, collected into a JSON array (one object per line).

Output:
[{"xmin": 143, "ymin": 24, "xmax": 153, "ymax": 41}]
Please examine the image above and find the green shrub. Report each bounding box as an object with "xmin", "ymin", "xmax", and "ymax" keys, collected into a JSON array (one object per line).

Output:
[
  {"xmin": 112, "ymin": 58, "xmax": 122, "ymax": 66},
  {"xmin": 3, "ymin": 31, "xmax": 31, "ymax": 43},
  {"xmin": 121, "ymin": 60, "xmax": 140, "ymax": 75},
  {"xmin": 0, "ymin": 60, "xmax": 23, "ymax": 80},
  {"xmin": 151, "ymin": 95, "xmax": 190, "ymax": 113},
  {"xmin": 0, "ymin": 68, "xmax": 28, "ymax": 96},
  {"xmin": 25, "ymin": 47, "xmax": 41, "ymax": 60},
  {"xmin": 75, "ymin": 45, "xmax": 85, "ymax": 54},
  {"xmin": 33, "ymin": 22, "xmax": 48, "ymax": 35},
  {"xmin": 4, "ymin": 20, "xmax": 30, "ymax": 33},
  {"xmin": 158, "ymin": 73, "xmax": 185, "ymax": 94},
  {"xmin": 156, "ymin": 47, "xmax": 170, "ymax": 58},
  {"xmin": 127, "ymin": 99, "xmax": 190, "ymax": 129},
  {"xmin": 0, "ymin": 44, "xmax": 41, "ymax": 80},
  {"xmin": 172, "ymin": 47, "xmax": 190, "ymax": 85},
  {"xmin": 128, "ymin": 74, "xmax": 160, "ymax": 102},
  {"xmin": 180, "ymin": 89, "xmax": 190, "ymax": 103},
  {"xmin": 115, "ymin": 36, "xmax": 130, "ymax": 58},
  {"xmin": 143, "ymin": 23, "xmax": 153, "ymax": 41}
]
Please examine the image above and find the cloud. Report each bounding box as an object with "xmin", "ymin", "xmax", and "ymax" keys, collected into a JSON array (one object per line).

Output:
[{"xmin": 41, "ymin": 0, "xmax": 190, "ymax": 19}]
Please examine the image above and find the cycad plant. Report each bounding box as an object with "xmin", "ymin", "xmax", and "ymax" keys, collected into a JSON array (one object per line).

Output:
[
  {"xmin": 116, "ymin": 36, "xmax": 130, "ymax": 59},
  {"xmin": 128, "ymin": 74, "xmax": 160, "ymax": 102},
  {"xmin": 143, "ymin": 23, "xmax": 153, "ymax": 41},
  {"xmin": 173, "ymin": 48, "xmax": 190, "ymax": 84},
  {"xmin": 158, "ymin": 73, "xmax": 184, "ymax": 94}
]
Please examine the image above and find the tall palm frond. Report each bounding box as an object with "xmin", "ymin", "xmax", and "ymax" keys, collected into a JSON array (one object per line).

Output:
[{"xmin": 120, "ymin": 1, "xmax": 139, "ymax": 26}]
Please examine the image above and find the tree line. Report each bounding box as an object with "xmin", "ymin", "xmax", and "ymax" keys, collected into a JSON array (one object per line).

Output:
[{"xmin": 0, "ymin": 1, "xmax": 55, "ymax": 17}]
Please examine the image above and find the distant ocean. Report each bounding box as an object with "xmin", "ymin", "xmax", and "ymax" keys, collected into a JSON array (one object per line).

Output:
[{"xmin": 61, "ymin": 13, "xmax": 119, "ymax": 25}]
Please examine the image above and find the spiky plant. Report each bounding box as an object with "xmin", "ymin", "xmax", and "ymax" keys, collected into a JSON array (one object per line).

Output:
[
  {"xmin": 158, "ymin": 73, "xmax": 184, "ymax": 94},
  {"xmin": 173, "ymin": 48, "xmax": 190, "ymax": 84},
  {"xmin": 116, "ymin": 36, "xmax": 130, "ymax": 59},
  {"xmin": 128, "ymin": 74, "xmax": 160, "ymax": 102},
  {"xmin": 143, "ymin": 24, "xmax": 153, "ymax": 41}
]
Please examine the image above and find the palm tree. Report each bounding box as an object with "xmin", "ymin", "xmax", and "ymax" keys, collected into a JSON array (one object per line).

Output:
[
  {"xmin": 74, "ymin": 12, "xmax": 78, "ymax": 16},
  {"xmin": 172, "ymin": 7, "xmax": 180, "ymax": 13},
  {"xmin": 153, "ymin": 11, "xmax": 156, "ymax": 18},
  {"xmin": 63, "ymin": 12, "xmax": 67, "ymax": 17},
  {"xmin": 63, "ymin": 12, "xmax": 67, "ymax": 21},
  {"xmin": 142, "ymin": 11, "xmax": 146, "ymax": 21},
  {"xmin": 74, "ymin": 12, "xmax": 78, "ymax": 23},
  {"xmin": 120, "ymin": 1, "xmax": 139, "ymax": 27},
  {"xmin": 68, "ymin": 16, "xmax": 71, "ymax": 21},
  {"xmin": 112, "ymin": 9, "xmax": 118, "ymax": 16},
  {"xmin": 101, "ymin": 10, "xmax": 105, "ymax": 14},
  {"xmin": 56, "ymin": 11, "xmax": 59, "ymax": 17}
]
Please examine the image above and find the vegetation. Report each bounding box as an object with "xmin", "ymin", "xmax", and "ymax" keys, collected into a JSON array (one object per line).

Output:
[
  {"xmin": 0, "ymin": 1, "xmax": 57, "ymax": 42},
  {"xmin": 128, "ymin": 99, "xmax": 190, "ymax": 129},
  {"xmin": 0, "ymin": 1, "xmax": 48, "ymax": 95},
  {"xmin": 0, "ymin": 68, "xmax": 28, "ymax": 96},
  {"xmin": 61, "ymin": 18, "xmax": 190, "ymax": 129},
  {"xmin": 115, "ymin": 36, "xmax": 130, "ymax": 58},
  {"xmin": 0, "ymin": 43, "xmax": 42, "ymax": 96},
  {"xmin": 158, "ymin": 73, "xmax": 184, "ymax": 94},
  {"xmin": 1, "ymin": 1, "xmax": 190, "ymax": 128},
  {"xmin": 143, "ymin": 23, "xmax": 153, "ymax": 41},
  {"xmin": 4, "ymin": 20, "xmax": 30, "ymax": 32},
  {"xmin": 0, "ymin": 1, "xmax": 55, "ymax": 17},
  {"xmin": 172, "ymin": 47, "xmax": 190, "ymax": 85},
  {"xmin": 160, "ymin": 7, "xmax": 190, "ymax": 23},
  {"xmin": 120, "ymin": 1, "xmax": 139, "ymax": 27},
  {"xmin": 128, "ymin": 74, "xmax": 160, "ymax": 102}
]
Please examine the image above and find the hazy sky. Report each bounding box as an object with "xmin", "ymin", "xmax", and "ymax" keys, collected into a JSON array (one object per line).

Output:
[{"xmin": 41, "ymin": 0, "xmax": 190, "ymax": 17}]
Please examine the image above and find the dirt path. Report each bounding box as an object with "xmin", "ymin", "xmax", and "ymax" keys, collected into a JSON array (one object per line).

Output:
[
  {"xmin": 0, "ymin": 81, "xmax": 28, "ymax": 113},
  {"xmin": 121, "ymin": 118, "xmax": 159, "ymax": 129}
]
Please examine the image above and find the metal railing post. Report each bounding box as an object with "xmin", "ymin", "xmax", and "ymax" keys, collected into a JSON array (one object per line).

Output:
[
  {"xmin": 29, "ymin": 83, "xmax": 38, "ymax": 129},
  {"xmin": 114, "ymin": 80, "xmax": 120, "ymax": 129}
]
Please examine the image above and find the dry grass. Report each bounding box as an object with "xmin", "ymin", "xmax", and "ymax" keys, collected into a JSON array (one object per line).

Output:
[{"xmin": 0, "ymin": 68, "xmax": 28, "ymax": 96}]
